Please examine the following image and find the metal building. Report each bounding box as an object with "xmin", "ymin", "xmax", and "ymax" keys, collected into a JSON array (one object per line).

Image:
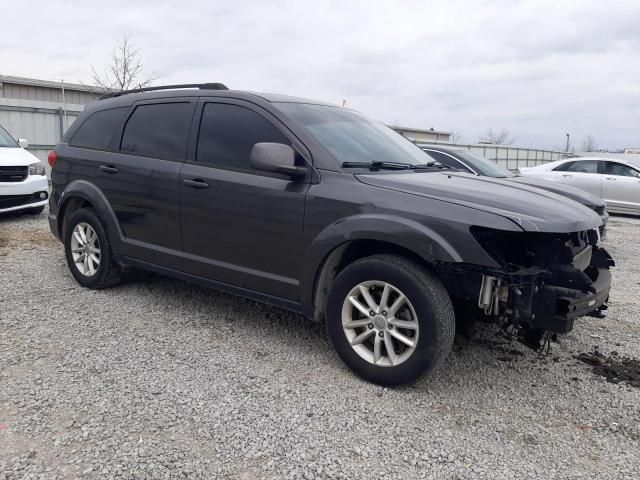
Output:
[
  {"xmin": 391, "ymin": 125, "xmax": 452, "ymax": 142},
  {"xmin": 0, "ymin": 75, "xmax": 103, "ymax": 162}
]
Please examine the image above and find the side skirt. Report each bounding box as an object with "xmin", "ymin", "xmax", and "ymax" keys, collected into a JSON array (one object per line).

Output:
[{"xmin": 117, "ymin": 256, "xmax": 306, "ymax": 316}]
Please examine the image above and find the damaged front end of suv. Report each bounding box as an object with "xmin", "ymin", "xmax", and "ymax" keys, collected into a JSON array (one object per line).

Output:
[{"xmin": 440, "ymin": 227, "xmax": 615, "ymax": 349}]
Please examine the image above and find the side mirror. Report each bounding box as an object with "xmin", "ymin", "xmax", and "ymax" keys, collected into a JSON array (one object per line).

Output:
[
  {"xmin": 250, "ymin": 143, "xmax": 308, "ymax": 178},
  {"xmin": 18, "ymin": 138, "xmax": 29, "ymax": 149}
]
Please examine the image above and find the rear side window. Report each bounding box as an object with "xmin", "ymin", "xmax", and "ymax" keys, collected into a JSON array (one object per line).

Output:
[
  {"xmin": 603, "ymin": 162, "xmax": 640, "ymax": 177},
  {"xmin": 554, "ymin": 160, "xmax": 599, "ymax": 173},
  {"xmin": 197, "ymin": 103, "xmax": 289, "ymax": 170},
  {"xmin": 69, "ymin": 107, "xmax": 127, "ymax": 150},
  {"xmin": 120, "ymin": 103, "xmax": 193, "ymax": 160}
]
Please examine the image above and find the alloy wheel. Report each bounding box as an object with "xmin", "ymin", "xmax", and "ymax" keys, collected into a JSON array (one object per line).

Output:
[
  {"xmin": 341, "ymin": 280, "xmax": 419, "ymax": 367},
  {"xmin": 70, "ymin": 222, "xmax": 101, "ymax": 277}
]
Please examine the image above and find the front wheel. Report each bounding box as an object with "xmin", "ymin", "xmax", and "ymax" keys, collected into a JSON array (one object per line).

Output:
[{"xmin": 326, "ymin": 254, "xmax": 455, "ymax": 386}]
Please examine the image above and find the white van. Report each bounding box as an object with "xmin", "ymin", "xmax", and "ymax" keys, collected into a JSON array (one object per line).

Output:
[{"xmin": 0, "ymin": 124, "xmax": 49, "ymax": 214}]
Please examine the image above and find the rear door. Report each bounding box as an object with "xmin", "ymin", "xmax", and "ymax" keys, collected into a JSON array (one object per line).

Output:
[
  {"xmin": 601, "ymin": 161, "xmax": 640, "ymax": 212},
  {"xmin": 96, "ymin": 98, "xmax": 196, "ymax": 269},
  {"xmin": 554, "ymin": 160, "xmax": 603, "ymax": 197},
  {"xmin": 179, "ymin": 99, "xmax": 310, "ymax": 300}
]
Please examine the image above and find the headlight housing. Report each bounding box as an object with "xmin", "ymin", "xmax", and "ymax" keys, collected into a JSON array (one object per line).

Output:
[{"xmin": 28, "ymin": 162, "xmax": 46, "ymax": 176}]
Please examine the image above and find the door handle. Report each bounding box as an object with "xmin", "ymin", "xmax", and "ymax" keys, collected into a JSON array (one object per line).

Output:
[
  {"xmin": 562, "ymin": 174, "xmax": 572, "ymax": 177},
  {"xmin": 183, "ymin": 178, "xmax": 209, "ymax": 189},
  {"xmin": 100, "ymin": 165, "xmax": 119, "ymax": 174},
  {"xmin": 605, "ymin": 177, "xmax": 616, "ymax": 181}
]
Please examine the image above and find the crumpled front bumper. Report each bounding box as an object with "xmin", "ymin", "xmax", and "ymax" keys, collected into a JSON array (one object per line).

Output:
[{"xmin": 531, "ymin": 266, "xmax": 612, "ymax": 333}]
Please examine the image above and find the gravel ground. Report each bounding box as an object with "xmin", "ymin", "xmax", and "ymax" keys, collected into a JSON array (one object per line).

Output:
[{"xmin": 1, "ymin": 209, "xmax": 639, "ymax": 480}]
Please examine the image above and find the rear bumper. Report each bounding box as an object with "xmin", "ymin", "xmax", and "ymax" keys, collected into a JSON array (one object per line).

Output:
[{"xmin": 532, "ymin": 267, "xmax": 611, "ymax": 333}]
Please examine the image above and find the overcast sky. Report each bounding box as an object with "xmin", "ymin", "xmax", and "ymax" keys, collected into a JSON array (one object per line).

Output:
[{"xmin": 3, "ymin": 0, "xmax": 639, "ymax": 149}]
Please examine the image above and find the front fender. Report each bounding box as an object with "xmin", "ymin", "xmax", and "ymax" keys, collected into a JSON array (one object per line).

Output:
[{"xmin": 300, "ymin": 214, "xmax": 473, "ymax": 317}]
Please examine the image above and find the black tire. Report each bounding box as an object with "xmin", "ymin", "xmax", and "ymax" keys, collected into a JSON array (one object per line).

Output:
[
  {"xmin": 326, "ymin": 254, "xmax": 455, "ymax": 386},
  {"xmin": 63, "ymin": 208, "xmax": 124, "ymax": 289},
  {"xmin": 26, "ymin": 206, "xmax": 45, "ymax": 215}
]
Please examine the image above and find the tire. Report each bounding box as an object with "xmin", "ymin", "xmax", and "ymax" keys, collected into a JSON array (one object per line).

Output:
[
  {"xmin": 63, "ymin": 208, "xmax": 124, "ymax": 289},
  {"xmin": 326, "ymin": 254, "xmax": 455, "ymax": 386},
  {"xmin": 27, "ymin": 206, "xmax": 45, "ymax": 215}
]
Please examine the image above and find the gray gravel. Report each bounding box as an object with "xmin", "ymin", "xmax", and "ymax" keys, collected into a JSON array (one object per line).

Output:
[{"xmin": 1, "ymin": 209, "xmax": 639, "ymax": 480}]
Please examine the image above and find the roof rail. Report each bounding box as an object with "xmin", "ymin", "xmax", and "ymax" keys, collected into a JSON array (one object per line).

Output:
[{"xmin": 99, "ymin": 83, "xmax": 229, "ymax": 100}]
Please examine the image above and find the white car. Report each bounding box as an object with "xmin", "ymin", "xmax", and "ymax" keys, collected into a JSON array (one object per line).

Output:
[
  {"xmin": 0, "ymin": 124, "xmax": 50, "ymax": 215},
  {"xmin": 519, "ymin": 157, "xmax": 640, "ymax": 215}
]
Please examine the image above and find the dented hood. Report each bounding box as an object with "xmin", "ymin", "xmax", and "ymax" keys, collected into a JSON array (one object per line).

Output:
[{"xmin": 356, "ymin": 171, "xmax": 603, "ymax": 233}]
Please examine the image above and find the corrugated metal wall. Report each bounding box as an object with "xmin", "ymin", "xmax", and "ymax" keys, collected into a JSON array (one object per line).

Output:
[
  {"xmin": 0, "ymin": 77, "xmax": 98, "ymax": 168},
  {"xmin": 1, "ymin": 82, "xmax": 97, "ymax": 105}
]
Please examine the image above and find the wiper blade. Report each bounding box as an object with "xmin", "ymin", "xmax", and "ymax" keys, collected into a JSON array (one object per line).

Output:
[
  {"xmin": 342, "ymin": 161, "xmax": 412, "ymax": 170},
  {"xmin": 408, "ymin": 162, "xmax": 451, "ymax": 170},
  {"xmin": 341, "ymin": 161, "xmax": 452, "ymax": 171}
]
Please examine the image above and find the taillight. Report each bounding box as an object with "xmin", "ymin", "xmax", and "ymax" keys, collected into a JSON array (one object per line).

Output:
[{"xmin": 48, "ymin": 150, "xmax": 58, "ymax": 168}]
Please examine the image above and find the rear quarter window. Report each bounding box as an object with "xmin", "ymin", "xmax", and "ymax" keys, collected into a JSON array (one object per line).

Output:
[{"xmin": 69, "ymin": 107, "xmax": 128, "ymax": 150}]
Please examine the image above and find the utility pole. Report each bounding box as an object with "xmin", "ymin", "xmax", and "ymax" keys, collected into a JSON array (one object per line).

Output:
[{"xmin": 565, "ymin": 133, "xmax": 570, "ymax": 152}]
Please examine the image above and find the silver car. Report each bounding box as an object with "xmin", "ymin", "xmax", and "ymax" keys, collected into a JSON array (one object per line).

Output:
[{"xmin": 519, "ymin": 157, "xmax": 640, "ymax": 215}]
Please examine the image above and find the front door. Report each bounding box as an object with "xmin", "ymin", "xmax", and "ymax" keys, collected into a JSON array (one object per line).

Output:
[
  {"xmin": 179, "ymin": 100, "xmax": 309, "ymax": 300},
  {"xmin": 556, "ymin": 159, "xmax": 602, "ymax": 197}
]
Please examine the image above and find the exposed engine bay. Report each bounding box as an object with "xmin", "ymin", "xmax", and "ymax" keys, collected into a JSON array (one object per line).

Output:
[{"xmin": 439, "ymin": 227, "xmax": 615, "ymax": 350}]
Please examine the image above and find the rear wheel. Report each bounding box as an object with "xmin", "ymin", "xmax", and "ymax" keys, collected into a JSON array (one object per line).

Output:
[
  {"xmin": 326, "ymin": 254, "xmax": 455, "ymax": 386},
  {"xmin": 64, "ymin": 208, "xmax": 124, "ymax": 289}
]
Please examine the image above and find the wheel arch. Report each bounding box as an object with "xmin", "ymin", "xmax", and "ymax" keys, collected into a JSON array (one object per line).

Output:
[
  {"xmin": 57, "ymin": 180, "xmax": 123, "ymax": 251},
  {"xmin": 302, "ymin": 215, "xmax": 463, "ymax": 322}
]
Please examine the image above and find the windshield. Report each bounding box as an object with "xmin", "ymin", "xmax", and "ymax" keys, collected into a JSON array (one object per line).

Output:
[
  {"xmin": 0, "ymin": 125, "xmax": 19, "ymax": 148},
  {"xmin": 275, "ymin": 103, "xmax": 434, "ymax": 167},
  {"xmin": 453, "ymin": 150, "xmax": 513, "ymax": 177}
]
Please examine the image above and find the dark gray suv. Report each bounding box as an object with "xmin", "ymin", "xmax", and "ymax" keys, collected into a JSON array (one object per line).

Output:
[{"xmin": 48, "ymin": 84, "xmax": 614, "ymax": 386}]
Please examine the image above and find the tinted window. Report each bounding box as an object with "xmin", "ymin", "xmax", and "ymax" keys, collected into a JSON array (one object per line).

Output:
[
  {"xmin": 425, "ymin": 151, "xmax": 469, "ymax": 171},
  {"xmin": 554, "ymin": 160, "xmax": 599, "ymax": 173},
  {"xmin": 121, "ymin": 103, "xmax": 192, "ymax": 160},
  {"xmin": 70, "ymin": 107, "xmax": 127, "ymax": 150},
  {"xmin": 197, "ymin": 103, "xmax": 289, "ymax": 170},
  {"xmin": 603, "ymin": 161, "xmax": 640, "ymax": 177}
]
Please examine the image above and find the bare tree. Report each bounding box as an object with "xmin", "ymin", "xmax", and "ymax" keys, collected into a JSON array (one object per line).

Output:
[
  {"xmin": 91, "ymin": 34, "xmax": 158, "ymax": 92},
  {"xmin": 478, "ymin": 128, "xmax": 516, "ymax": 145},
  {"xmin": 450, "ymin": 130, "xmax": 463, "ymax": 144},
  {"xmin": 581, "ymin": 134, "xmax": 598, "ymax": 152}
]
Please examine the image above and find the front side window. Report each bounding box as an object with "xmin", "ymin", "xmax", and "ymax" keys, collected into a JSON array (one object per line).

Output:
[
  {"xmin": 120, "ymin": 103, "xmax": 193, "ymax": 160},
  {"xmin": 275, "ymin": 103, "xmax": 432, "ymax": 166},
  {"xmin": 603, "ymin": 161, "xmax": 640, "ymax": 177},
  {"xmin": 0, "ymin": 125, "xmax": 19, "ymax": 148},
  {"xmin": 554, "ymin": 160, "xmax": 599, "ymax": 174},
  {"xmin": 197, "ymin": 103, "xmax": 289, "ymax": 170},
  {"xmin": 70, "ymin": 107, "xmax": 128, "ymax": 150}
]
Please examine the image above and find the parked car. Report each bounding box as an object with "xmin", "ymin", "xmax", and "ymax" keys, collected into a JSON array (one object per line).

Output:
[
  {"xmin": 419, "ymin": 145, "xmax": 609, "ymax": 237},
  {"xmin": 519, "ymin": 157, "xmax": 640, "ymax": 215},
  {"xmin": 47, "ymin": 84, "xmax": 614, "ymax": 386},
  {"xmin": 0, "ymin": 124, "xmax": 49, "ymax": 215}
]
